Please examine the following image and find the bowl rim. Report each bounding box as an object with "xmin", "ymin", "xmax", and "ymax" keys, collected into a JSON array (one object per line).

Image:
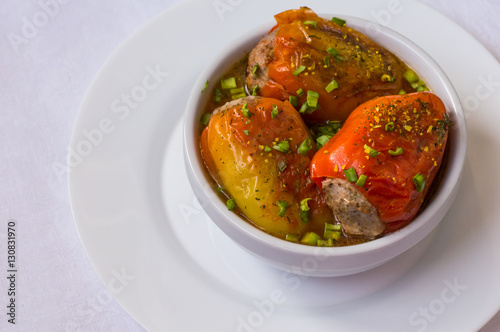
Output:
[{"xmin": 183, "ymin": 15, "xmax": 467, "ymax": 259}]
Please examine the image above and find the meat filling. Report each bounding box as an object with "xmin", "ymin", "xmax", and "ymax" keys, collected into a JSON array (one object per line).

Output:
[{"xmin": 322, "ymin": 178, "xmax": 385, "ymax": 237}]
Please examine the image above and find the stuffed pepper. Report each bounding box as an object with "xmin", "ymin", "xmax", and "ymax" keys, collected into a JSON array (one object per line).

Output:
[
  {"xmin": 247, "ymin": 7, "xmax": 409, "ymax": 123},
  {"xmin": 311, "ymin": 92, "xmax": 451, "ymax": 237},
  {"xmin": 200, "ymin": 96, "xmax": 334, "ymax": 239}
]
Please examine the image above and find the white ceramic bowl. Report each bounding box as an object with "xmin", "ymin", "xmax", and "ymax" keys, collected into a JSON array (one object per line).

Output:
[{"xmin": 183, "ymin": 16, "xmax": 467, "ymax": 277}]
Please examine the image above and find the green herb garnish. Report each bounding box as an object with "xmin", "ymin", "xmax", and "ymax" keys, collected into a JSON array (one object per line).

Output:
[
  {"xmin": 221, "ymin": 77, "xmax": 237, "ymax": 89},
  {"xmin": 344, "ymin": 167, "xmax": 358, "ymax": 182},
  {"xmin": 201, "ymin": 80, "xmax": 208, "ymax": 93},
  {"xmin": 241, "ymin": 103, "xmax": 251, "ymax": 118},
  {"xmin": 331, "ymin": 17, "xmax": 346, "ymax": 26},
  {"xmin": 364, "ymin": 144, "xmax": 380, "ymax": 157},
  {"xmin": 226, "ymin": 198, "xmax": 236, "ymax": 210},
  {"xmin": 298, "ymin": 138, "xmax": 312, "ymax": 155},
  {"xmin": 277, "ymin": 200, "xmax": 290, "ymax": 217},
  {"xmin": 200, "ymin": 112, "xmax": 211, "ymax": 126},
  {"xmin": 271, "ymin": 104, "xmax": 279, "ymax": 119},
  {"xmin": 356, "ymin": 174, "xmax": 367, "ymax": 187},
  {"xmin": 389, "ymin": 147, "xmax": 404, "ymax": 156},
  {"xmin": 325, "ymin": 79, "xmax": 339, "ymax": 92},
  {"xmin": 413, "ymin": 173, "xmax": 426, "ymax": 193},
  {"xmin": 304, "ymin": 20, "xmax": 317, "ymax": 28},
  {"xmin": 293, "ymin": 65, "xmax": 306, "ymax": 76},
  {"xmin": 273, "ymin": 140, "xmax": 290, "ymax": 153}
]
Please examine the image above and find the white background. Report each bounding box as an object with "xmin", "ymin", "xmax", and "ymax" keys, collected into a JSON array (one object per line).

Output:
[{"xmin": 0, "ymin": 0, "xmax": 499, "ymax": 331}]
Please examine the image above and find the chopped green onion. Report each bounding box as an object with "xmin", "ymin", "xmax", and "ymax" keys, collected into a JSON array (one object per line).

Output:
[
  {"xmin": 201, "ymin": 80, "xmax": 208, "ymax": 93},
  {"xmin": 293, "ymin": 65, "xmax": 306, "ymax": 76},
  {"xmin": 325, "ymin": 79, "xmax": 339, "ymax": 92},
  {"xmin": 296, "ymin": 88, "xmax": 304, "ymax": 96},
  {"xmin": 329, "ymin": 121, "xmax": 341, "ymax": 132},
  {"xmin": 231, "ymin": 93, "xmax": 246, "ymax": 100},
  {"xmin": 327, "ymin": 46, "xmax": 339, "ymax": 57},
  {"xmin": 411, "ymin": 82, "xmax": 420, "ymax": 90},
  {"xmin": 298, "ymin": 101, "xmax": 320, "ymax": 114},
  {"xmin": 241, "ymin": 103, "xmax": 251, "ymax": 118},
  {"xmin": 323, "ymin": 56, "xmax": 330, "ymax": 68},
  {"xmin": 200, "ymin": 112, "xmax": 211, "ymax": 126},
  {"xmin": 252, "ymin": 64, "xmax": 259, "ymax": 77},
  {"xmin": 289, "ymin": 95, "xmax": 298, "ymax": 107},
  {"xmin": 300, "ymin": 210, "xmax": 310, "ymax": 223},
  {"xmin": 317, "ymin": 238, "xmax": 333, "ymax": 247},
  {"xmin": 398, "ymin": 89, "xmax": 406, "ymax": 95},
  {"xmin": 316, "ymin": 135, "xmax": 332, "ymax": 148},
  {"xmin": 243, "ymin": 130, "xmax": 250, "ymax": 136},
  {"xmin": 227, "ymin": 198, "xmax": 236, "ymax": 210},
  {"xmin": 286, "ymin": 234, "xmax": 299, "ymax": 242},
  {"xmin": 344, "ymin": 167, "xmax": 358, "ymax": 182},
  {"xmin": 331, "ymin": 17, "xmax": 346, "ymax": 26},
  {"xmin": 271, "ymin": 104, "xmax": 279, "ymax": 119},
  {"xmin": 306, "ymin": 90, "xmax": 319, "ymax": 107},
  {"xmin": 324, "ymin": 229, "xmax": 341, "ymax": 240},
  {"xmin": 314, "ymin": 122, "xmax": 341, "ymax": 137},
  {"xmin": 310, "ymin": 104, "xmax": 320, "ymax": 114},
  {"xmin": 264, "ymin": 146, "xmax": 271, "ymax": 152},
  {"xmin": 364, "ymin": 144, "xmax": 380, "ymax": 157},
  {"xmin": 273, "ymin": 140, "xmax": 290, "ymax": 153},
  {"xmin": 214, "ymin": 88, "xmax": 222, "ymax": 102},
  {"xmin": 417, "ymin": 85, "xmax": 429, "ymax": 92},
  {"xmin": 221, "ymin": 77, "xmax": 237, "ymax": 89},
  {"xmin": 300, "ymin": 198, "xmax": 312, "ymax": 212},
  {"xmin": 325, "ymin": 223, "xmax": 341, "ymax": 231},
  {"xmin": 356, "ymin": 174, "xmax": 367, "ymax": 187},
  {"xmin": 277, "ymin": 200, "xmax": 290, "ymax": 217},
  {"xmin": 303, "ymin": 20, "xmax": 317, "ymax": 28},
  {"xmin": 404, "ymin": 69, "xmax": 419, "ymax": 84},
  {"xmin": 381, "ymin": 74, "xmax": 394, "ymax": 82},
  {"xmin": 298, "ymin": 102, "xmax": 309, "ymax": 114},
  {"xmin": 278, "ymin": 160, "xmax": 287, "ymax": 173},
  {"xmin": 413, "ymin": 173, "xmax": 426, "ymax": 193},
  {"xmin": 230, "ymin": 87, "xmax": 245, "ymax": 95},
  {"xmin": 298, "ymin": 138, "xmax": 312, "ymax": 155},
  {"xmin": 252, "ymin": 85, "xmax": 259, "ymax": 96},
  {"xmin": 389, "ymin": 147, "xmax": 404, "ymax": 156},
  {"xmin": 385, "ymin": 122, "xmax": 395, "ymax": 131},
  {"xmin": 301, "ymin": 232, "xmax": 320, "ymax": 245}
]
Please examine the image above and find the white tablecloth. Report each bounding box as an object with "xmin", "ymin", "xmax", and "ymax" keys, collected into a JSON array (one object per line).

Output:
[{"xmin": 1, "ymin": 1, "xmax": 498, "ymax": 331}]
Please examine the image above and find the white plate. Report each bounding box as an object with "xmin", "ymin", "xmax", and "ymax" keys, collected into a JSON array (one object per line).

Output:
[{"xmin": 69, "ymin": 0, "xmax": 500, "ymax": 331}]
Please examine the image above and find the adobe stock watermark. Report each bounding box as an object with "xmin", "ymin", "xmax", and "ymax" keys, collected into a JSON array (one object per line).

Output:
[
  {"xmin": 236, "ymin": 289, "xmax": 286, "ymax": 332},
  {"xmin": 408, "ymin": 278, "xmax": 467, "ymax": 332},
  {"xmin": 6, "ymin": 0, "xmax": 71, "ymax": 54},
  {"xmin": 51, "ymin": 64, "xmax": 170, "ymax": 182},
  {"xmin": 179, "ymin": 184, "xmax": 211, "ymax": 225},
  {"xmin": 235, "ymin": 247, "xmax": 330, "ymax": 332},
  {"xmin": 462, "ymin": 74, "xmax": 500, "ymax": 118},
  {"xmin": 64, "ymin": 268, "xmax": 135, "ymax": 332},
  {"xmin": 362, "ymin": 0, "xmax": 404, "ymax": 36},
  {"xmin": 212, "ymin": 0, "xmax": 244, "ymax": 21}
]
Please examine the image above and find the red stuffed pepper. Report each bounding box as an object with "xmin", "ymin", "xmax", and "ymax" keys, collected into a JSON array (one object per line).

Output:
[
  {"xmin": 246, "ymin": 7, "xmax": 407, "ymax": 124},
  {"xmin": 310, "ymin": 92, "xmax": 451, "ymax": 237}
]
